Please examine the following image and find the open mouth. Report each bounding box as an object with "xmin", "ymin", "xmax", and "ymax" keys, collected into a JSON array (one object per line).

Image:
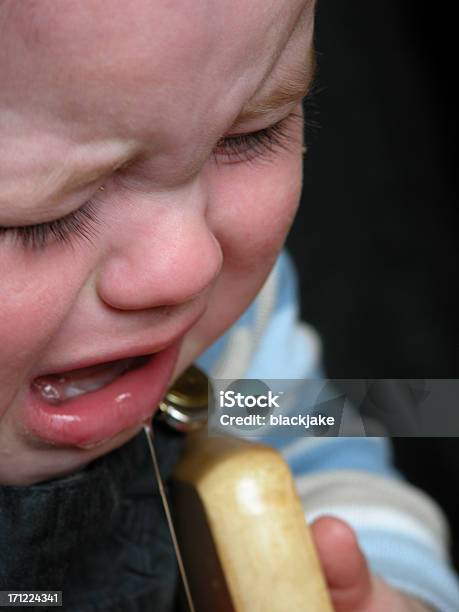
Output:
[
  {"xmin": 22, "ymin": 339, "xmax": 183, "ymax": 448},
  {"xmin": 32, "ymin": 355, "xmax": 152, "ymax": 405}
]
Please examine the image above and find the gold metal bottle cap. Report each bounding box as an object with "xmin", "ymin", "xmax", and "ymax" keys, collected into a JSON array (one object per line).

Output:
[{"xmin": 158, "ymin": 365, "xmax": 211, "ymax": 432}]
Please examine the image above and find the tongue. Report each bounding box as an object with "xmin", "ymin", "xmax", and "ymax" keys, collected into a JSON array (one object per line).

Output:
[{"xmin": 33, "ymin": 357, "xmax": 140, "ymax": 405}]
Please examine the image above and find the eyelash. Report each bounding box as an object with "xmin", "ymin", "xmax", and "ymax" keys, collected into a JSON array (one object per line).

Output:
[
  {"xmin": 0, "ymin": 200, "xmax": 102, "ymax": 251},
  {"xmin": 2, "ymin": 112, "xmax": 302, "ymax": 251},
  {"xmin": 213, "ymin": 111, "xmax": 302, "ymax": 164}
]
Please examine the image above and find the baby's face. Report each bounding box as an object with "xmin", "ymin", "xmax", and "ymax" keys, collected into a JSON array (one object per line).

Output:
[{"xmin": 0, "ymin": 0, "xmax": 315, "ymax": 484}]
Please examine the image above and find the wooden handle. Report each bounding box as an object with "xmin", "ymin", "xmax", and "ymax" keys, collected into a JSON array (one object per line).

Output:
[{"xmin": 171, "ymin": 433, "xmax": 333, "ymax": 612}]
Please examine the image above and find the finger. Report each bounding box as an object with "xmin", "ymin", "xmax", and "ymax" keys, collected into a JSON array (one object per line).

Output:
[{"xmin": 311, "ymin": 516, "xmax": 373, "ymax": 612}]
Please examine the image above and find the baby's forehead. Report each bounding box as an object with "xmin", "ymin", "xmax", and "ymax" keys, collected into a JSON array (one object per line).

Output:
[
  {"xmin": 4, "ymin": 1, "xmax": 311, "ymax": 114},
  {"xmin": 1, "ymin": 0, "xmax": 313, "ymax": 193}
]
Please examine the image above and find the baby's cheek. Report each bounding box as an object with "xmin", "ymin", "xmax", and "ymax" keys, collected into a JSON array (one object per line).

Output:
[
  {"xmin": 0, "ymin": 250, "xmax": 85, "ymax": 417},
  {"xmin": 209, "ymin": 157, "xmax": 302, "ymax": 270}
]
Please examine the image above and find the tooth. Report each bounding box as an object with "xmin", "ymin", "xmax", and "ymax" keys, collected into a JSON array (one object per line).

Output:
[{"xmin": 63, "ymin": 385, "xmax": 97, "ymax": 398}]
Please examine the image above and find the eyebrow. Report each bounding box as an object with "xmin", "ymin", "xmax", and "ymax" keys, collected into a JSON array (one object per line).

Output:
[
  {"xmin": 234, "ymin": 49, "xmax": 316, "ymax": 125},
  {"xmin": 55, "ymin": 157, "xmax": 134, "ymax": 199},
  {"xmin": 58, "ymin": 166, "xmax": 114, "ymax": 194}
]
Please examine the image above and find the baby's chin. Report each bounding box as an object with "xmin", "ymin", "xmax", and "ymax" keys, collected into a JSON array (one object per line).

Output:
[{"xmin": 0, "ymin": 420, "xmax": 144, "ymax": 486}]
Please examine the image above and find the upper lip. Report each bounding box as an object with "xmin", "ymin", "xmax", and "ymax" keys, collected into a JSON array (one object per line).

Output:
[
  {"xmin": 38, "ymin": 343, "xmax": 166, "ymax": 378},
  {"xmin": 33, "ymin": 308, "xmax": 204, "ymax": 379}
]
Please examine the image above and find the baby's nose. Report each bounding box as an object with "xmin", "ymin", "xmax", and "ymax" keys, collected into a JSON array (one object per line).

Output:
[{"xmin": 95, "ymin": 191, "xmax": 223, "ymax": 311}]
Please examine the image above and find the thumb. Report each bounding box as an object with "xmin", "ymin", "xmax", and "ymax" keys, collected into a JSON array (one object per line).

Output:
[{"xmin": 311, "ymin": 516, "xmax": 373, "ymax": 612}]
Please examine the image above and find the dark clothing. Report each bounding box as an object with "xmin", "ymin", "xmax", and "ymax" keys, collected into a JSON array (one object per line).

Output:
[{"xmin": 0, "ymin": 426, "xmax": 184, "ymax": 611}]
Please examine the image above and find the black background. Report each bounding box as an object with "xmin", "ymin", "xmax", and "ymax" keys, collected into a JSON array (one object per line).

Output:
[{"xmin": 286, "ymin": 1, "xmax": 459, "ymax": 568}]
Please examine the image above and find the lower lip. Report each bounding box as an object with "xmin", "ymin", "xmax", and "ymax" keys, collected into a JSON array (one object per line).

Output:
[{"xmin": 21, "ymin": 341, "xmax": 182, "ymax": 448}]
